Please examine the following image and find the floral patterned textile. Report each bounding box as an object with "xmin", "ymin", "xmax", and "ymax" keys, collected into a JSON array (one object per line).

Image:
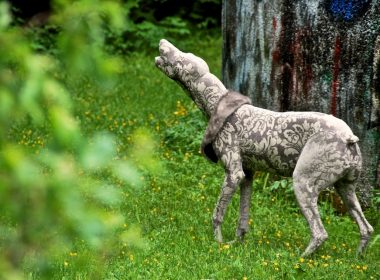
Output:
[
  {"xmin": 202, "ymin": 91, "xmax": 252, "ymax": 163},
  {"xmin": 155, "ymin": 39, "xmax": 373, "ymax": 256}
]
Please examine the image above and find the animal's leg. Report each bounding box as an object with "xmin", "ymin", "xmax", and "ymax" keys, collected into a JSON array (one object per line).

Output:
[
  {"xmin": 212, "ymin": 164, "xmax": 245, "ymax": 243},
  {"xmin": 335, "ymin": 182, "xmax": 374, "ymax": 255},
  {"xmin": 236, "ymin": 170, "xmax": 253, "ymax": 242},
  {"xmin": 293, "ymin": 181, "xmax": 327, "ymax": 256},
  {"xmin": 293, "ymin": 132, "xmax": 350, "ymax": 256},
  {"xmin": 293, "ymin": 178, "xmax": 328, "ymax": 257}
]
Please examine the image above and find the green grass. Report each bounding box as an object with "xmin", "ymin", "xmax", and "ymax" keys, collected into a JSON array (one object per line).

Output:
[{"xmin": 21, "ymin": 35, "xmax": 379, "ymax": 279}]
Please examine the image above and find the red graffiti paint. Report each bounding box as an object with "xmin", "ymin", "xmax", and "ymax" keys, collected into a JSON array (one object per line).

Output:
[
  {"xmin": 272, "ymin": 49, "xmax": 281, "ymax": 63},
  {"xmin": 272, "ymin": 16, "xmax": 277, "ymax": 31},
  {"xmin": 331, "ymin": 36, "xmax": 341, "ymax": 116},
  {"xmin": 299, "ymin": 29, "xmax": 313, "ymax": 100},
  {"xmin": 291, "ymin": 29, "xmax": 314, "ymax": 103},
  {"xmin": 271, "ymin": 17, "xmax": 281, "ymax": 63}
]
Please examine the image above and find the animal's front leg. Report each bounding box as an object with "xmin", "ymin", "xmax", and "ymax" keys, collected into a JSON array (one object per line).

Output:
[
  {"xmin": 212, "ymin": 169, "xmax": 245, "ymax": 243},
  {"xmin": 236, "ymin": 170, "xmax": 253, "ymax": 242}
]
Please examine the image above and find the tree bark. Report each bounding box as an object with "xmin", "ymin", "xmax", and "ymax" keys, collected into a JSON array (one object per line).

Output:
[{"xmin": 222, "ymin": 0, "xmax": 380, "ymax": 206}]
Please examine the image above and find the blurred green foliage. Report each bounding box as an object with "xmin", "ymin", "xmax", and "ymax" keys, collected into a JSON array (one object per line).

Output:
[
  {"xmin": 128, "ymin": 0, "xmax": 221, "ymax": 27},
  {"xmin": 0, "ymin": 1, "xmax": 157, "ymax": 278},
  {"xmin": 20, "ymin": 0, "xmax": 221, "ymax": 54},
  {"xmin": 115, "ymin": 0, "xmax": 221, "ymax": 51}
]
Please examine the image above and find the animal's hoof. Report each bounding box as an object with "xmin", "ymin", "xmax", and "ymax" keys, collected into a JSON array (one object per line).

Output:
[
  {"xmin": 300, "ymin": 250, "xmax": 311, "ymax": 258},
  {"xmin": 356, "ymin": 236, "xmax": 372, "ymax": 258},
  {"xmin": 235, "ymin": 229, "xmax": 247, "ymax": 243},
  {"xmin": 226, "ymin": 239, "xmax": 237, "ymax": 245},
  {"xmin": 238, "ymin": 236, "xmax": 246, "ymax": 243},
  {"xmin": 217, "ymin": 239, "xmax": 242, "ymax": 249},
  {"xmin": 227, "ymin": 238, "xmax": 246, "ymax": 246},
  {"xmin": 301, "ymin": 234, "xmax": 328, "ymax": 257},
  {"xmin": 213, "ymin": 225, "xmax": 223, "ymax": 243}
]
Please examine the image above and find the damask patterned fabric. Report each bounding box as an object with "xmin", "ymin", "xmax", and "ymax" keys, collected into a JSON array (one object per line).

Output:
[
  {"xmin": 218, "ymin": 105, "xmax": 360, "ymax": 177},
  {"xmin": 155, "ymin": 39, "xmax": 373, "ymax": 257},
  {"xmin": 201, "ymin": 91, "xmax": 252, "ymax": 163}
]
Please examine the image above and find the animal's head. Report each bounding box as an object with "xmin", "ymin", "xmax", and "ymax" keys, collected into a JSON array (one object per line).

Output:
[{"xmin": 155, "ymin": 39, "xmax": 210, "ymax": 88}]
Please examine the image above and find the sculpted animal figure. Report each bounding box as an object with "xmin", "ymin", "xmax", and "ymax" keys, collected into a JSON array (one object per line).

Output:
[{"xmin": 155, "ymin": 39, "xmax": 374, "ymax": 257}]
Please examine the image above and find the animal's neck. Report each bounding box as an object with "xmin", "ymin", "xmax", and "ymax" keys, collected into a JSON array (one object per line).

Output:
[{"xmin": 187, "ymin": 72, "xmax": 228, "ymax": 118}]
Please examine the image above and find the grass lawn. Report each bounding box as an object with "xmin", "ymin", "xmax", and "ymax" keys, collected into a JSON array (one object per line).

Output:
[{"xmin": 21, "ymin": 35, "xmax": 379, "ymax": 279}]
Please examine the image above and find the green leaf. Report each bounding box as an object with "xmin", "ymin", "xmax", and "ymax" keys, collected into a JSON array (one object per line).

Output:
[
  {"xmin": 93, "ymin": 185, "xmax": 122, "ymax": 206},
  {"xmin": 49, "ymin": 106, "xmax": 81, "ymax": 147},
  {"xmin": 43, "ymin": 78, "xmax": 71, "ymax": 109},
  {"xmin": 0, "ymin": 2, "xmax": 11, "ymax": 30},
  {"xmin": 1, "ymin": 145, "xmax": 42, "ymax": 187},
  {"xmin": 121, "ymin": 225, "xmax": 146, "ymax": 249},
  {"xmin": 102, "ymin": 1, "xmax": 127, "ymax": 31},
  {"xmin": 0, "ymin": 89, "xmax": 14, "ymax": 120},
  {"xmin": 270, "ymin": 181, "xmax": 280, "ymax": 191},
  {"xmin": 112, "ymin": 160, "xmax": 142, "ymax": 189},
  {"xmin": 81, "ymin": 133, "xmax": 116, "ymax": 170},
  {"xmin": 280, "ymin": 179, "xmax": 288, "ymax": 188}
]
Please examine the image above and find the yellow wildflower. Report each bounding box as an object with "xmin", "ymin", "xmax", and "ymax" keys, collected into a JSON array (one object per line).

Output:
[
  {"xmin": 174, "ymin": 101, "xmax": 188, "ymax": 116},
  {"xmin": 222, "ymin": 244, "xmax": 230, "ymax": 250}
]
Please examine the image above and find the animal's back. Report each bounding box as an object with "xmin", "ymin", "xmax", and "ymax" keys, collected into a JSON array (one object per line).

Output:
[{"xmin": 220, "ymin": 104, "xmax": 358, "ymax": 176}]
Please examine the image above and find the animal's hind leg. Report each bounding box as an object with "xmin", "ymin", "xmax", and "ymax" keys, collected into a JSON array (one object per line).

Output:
[
  {"xmin": 236, "ymin": 170, "xmax": 253, "ymax": 242},
  {"xmin": 293, "ymin": 177, "xmax": 329, "ymax": 257},
  {"xmin": 293, "ymin": 132, "xmax": 350, "ymax": 256},
  {"xmin": 335, "ymin": 181, "xmax": 374, "ymax": 255}
]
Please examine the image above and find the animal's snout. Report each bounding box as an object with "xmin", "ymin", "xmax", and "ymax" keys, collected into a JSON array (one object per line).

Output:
[
  {"xmin": 159, "ymin": 39, "xmax": 169, "ymax": 56},
  {"xmin": 158, "ymin": 39, "xmax": 179, "ymax": 57},
  {"xmin": 159, "ymin": 39, "xmax": 169, "ymax": 46}
]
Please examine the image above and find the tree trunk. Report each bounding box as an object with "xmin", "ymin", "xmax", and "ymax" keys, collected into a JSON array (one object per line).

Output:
[{"xmin": 222, "ymin": 0, "xmax": 380, "ymax": 207}]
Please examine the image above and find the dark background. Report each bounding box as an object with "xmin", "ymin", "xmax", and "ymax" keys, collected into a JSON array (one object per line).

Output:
[{"xmin": 8, "ymin": 0, "xmax": 222, "ymax": 28}]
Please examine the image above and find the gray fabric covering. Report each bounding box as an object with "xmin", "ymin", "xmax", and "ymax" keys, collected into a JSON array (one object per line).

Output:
[
  {"xmin": 201, "ymin": 91, "xmax": 252, "ymax": 163},
  {"xmin": 155, "ymin": 39, "xmax": 373, "ymax": 257}
]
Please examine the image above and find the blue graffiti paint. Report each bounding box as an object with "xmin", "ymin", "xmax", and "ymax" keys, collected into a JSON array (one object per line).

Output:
[{"xmin": 326, "ymin": 0, "xmax": 371, "ymax": 22}]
